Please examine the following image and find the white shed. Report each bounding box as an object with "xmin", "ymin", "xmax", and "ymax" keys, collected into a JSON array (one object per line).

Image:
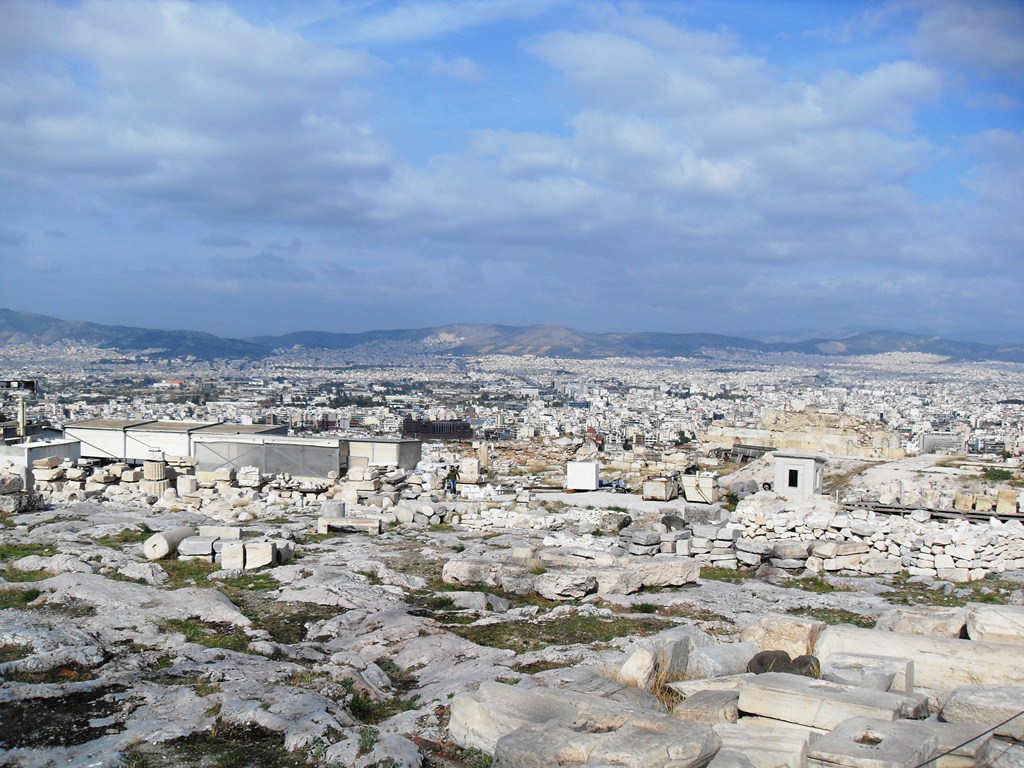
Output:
[{"xmin": 772, "ymin": 452, "xmax": 826, "ymax": 501}]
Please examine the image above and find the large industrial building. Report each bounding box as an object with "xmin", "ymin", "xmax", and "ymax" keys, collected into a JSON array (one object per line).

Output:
[{"xmin": 59, "ymin": 419, "xmax": 422, "ymax": 481}]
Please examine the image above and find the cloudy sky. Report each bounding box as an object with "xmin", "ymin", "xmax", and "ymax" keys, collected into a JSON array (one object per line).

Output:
[{"xmin": 1, "ymin": 1, "xmax": 1022, "ymax": 342}]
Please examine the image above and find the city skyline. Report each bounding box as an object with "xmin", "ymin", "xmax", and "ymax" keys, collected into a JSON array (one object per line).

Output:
[{"xmin": 1, "ymin": 0, "xmax": 1022, "ymax": 343}]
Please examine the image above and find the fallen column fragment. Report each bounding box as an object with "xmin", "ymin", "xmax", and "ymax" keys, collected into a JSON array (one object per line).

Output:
[
  {"xmin": 143, "ymin": 526, "xmax": 196, "ymax": 560},
  {"xmin": 737, "ymin": 672, "xmax": 925, "ymax": 731},
  {"xmin": 815, "ymin": 625, "xmax": 1024, "ymax": 689}
]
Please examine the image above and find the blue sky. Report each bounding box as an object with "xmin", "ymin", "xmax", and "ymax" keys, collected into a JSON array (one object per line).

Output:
[{"xmin": 1, "ymin": 0, "xmax": 1022, "ymax": 342}]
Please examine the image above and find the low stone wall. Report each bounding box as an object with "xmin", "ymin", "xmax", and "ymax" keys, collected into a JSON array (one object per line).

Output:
[{"xmin": 719, "ymin": 491, "xmax": 1024, "ymax": 582}]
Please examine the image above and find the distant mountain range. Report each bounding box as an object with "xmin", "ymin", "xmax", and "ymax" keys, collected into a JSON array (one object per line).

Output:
[{"xmin": 2, "ymin": 308, "xmax": 1022, "ymax": 363}]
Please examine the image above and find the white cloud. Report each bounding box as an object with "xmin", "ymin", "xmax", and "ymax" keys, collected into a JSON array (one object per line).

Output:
[
  {"xmin": 329, "ymin": 0, "xmax": 552, "ymax": 45},
  {"xmin": 428, "ymin": 55, "xmax": 485, "ymax": 84},
  {"xmin": 912, "ymin": 0, "xmax": 1024, "ymax": 75}
]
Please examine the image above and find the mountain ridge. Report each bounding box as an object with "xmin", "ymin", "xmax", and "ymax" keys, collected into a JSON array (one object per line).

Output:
[{"xmin": 1, "ymin": 308, "xmax": 1022, "ymax": 362}]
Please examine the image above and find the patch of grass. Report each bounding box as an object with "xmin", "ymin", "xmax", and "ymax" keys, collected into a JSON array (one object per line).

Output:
[
  {"xmin": 287, "ymin": 669, "xmax": 327, "ymax": 688},
  {"xmin": 349, "ymin": 690, "xmax": 421, "ymax": 724},
  {"xmin": 494, "ymin": 676, "xmax": 520, "ymax": 685},
  {"xmin": 458, "ymin": 748, "xmax": 493, "ymax": 768},
  {"xmin": 429, "ymin": 523, "xmax": 453, "ymax": 532},
  {"xmin": 787, "ymin": 607, "xmax": 876, "ymax": 628},
  {"xmin": 700, "ymin": 566, "xmax": 750, "ymax": 584},
  {"xmin": 356, "ymin": 569, "xmax": 383, "ymax": 585},
  {"xmin": 0, "ymin": 543, "xmax": 57, "ymax": 561},
  {"xmin": 658, "ymin": 604, "xmax": 730, "ymax": 623},
  {"xmin": 145, "ymin": 670, "xmax": 220, "ymax": 696},
  {"xmin": 2, "ymin": 567, "xmax": 50, "ymax": 583},
  {"xmin": 528, "ymin": 565, "xmax": 547, "ymax": 575},
  {"xmin": 983, "ymin": 467, "xmax": 1015, "ymax": 483},
  {"xmin": 0, "ymin": 643, "xmax": 32, "ymax": 663},
  {"xmin": 299, "ymin": 532, "xmax": 335, "ymax": 544},
  {"xmin": 224, "ymin": 590, "xmax": 343, "ymax": 645},
  {"xmin": 607, "ymin": 506, "xmax": 628, "ymax": 514},
  {"xmin": 217, "ymin": 571, "xmax": 278, "ymax": 592},
  {"xmin": 885, "ymin": 572, "xmax": 1019, "ymax": 607},
  {"xmin": 377, "ymin": 658, "xmax": 417, "ymax": 692},
  {"xmin": 0, "ymin": 586, "xmax": 41, "ymax": 609},
  {"xmin": 151, "ymin": 654, "xmax": 174, "ymax": 671},
  {"xmin": 163, "ymin": 618, "xmax": 250, "ymax": 652},
  {"xmin": 3, "ymin": 662, "xmax": 97, "ymax": 684},
  {"xmin": 358, "ymin": 725, "xmax": 379, "ymax": 754},
  {"xmin": 154, "ymin": 722, "xmax": 307, "ymax": 768},
  {"xmin": 787, "ymin": 576, "xmax": 841, "ymax": 594},
  {"xmin": 347, "ymin": 659, "xmax": 422, "ymax": 721},
  {"xmin": 420, "ymin": 595, "xmax": 457, "ymax": 611},
  {"xmin": 632, "ymin": 602, "xmax": 659, "ymax": 613},
  {"xmin": 384, "ymin": 551, "xmax": 447, "ymax": 586},
  {"xmin": 824, "ymin": 462, "xmax": 877, "ymax": 495},
  {"xmin": 95, "ymin": 526, "xmax": 154, "ymax": 547},
  {"xmin": 159, "ymin": 559, "xmax": 217, "ymax": 588},
  {"xmin": 449, "ymin": 614, "xmax": 667, "ymax": 653},
  {"xmin": 511, "ymin": 659, "xmax": 569, "ymax": 674}
]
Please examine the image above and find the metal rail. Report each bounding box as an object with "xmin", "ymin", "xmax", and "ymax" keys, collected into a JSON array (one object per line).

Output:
[{"xmin": 843, "ymin": 500, "xmax": 1022, "ymax": 524}]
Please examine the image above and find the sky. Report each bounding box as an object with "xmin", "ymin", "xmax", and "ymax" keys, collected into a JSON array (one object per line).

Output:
[{"xmin": 1, "ymin": 0, "xmax": 1022, "ymax": 343}]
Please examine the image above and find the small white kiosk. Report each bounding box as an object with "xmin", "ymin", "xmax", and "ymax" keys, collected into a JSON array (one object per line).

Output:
[{"xmin": 773, "ymin": 452, "xmax": 826, "ymax": 501}]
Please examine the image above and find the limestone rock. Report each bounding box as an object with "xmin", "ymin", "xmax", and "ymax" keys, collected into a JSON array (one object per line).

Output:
[
  {"xmin": 534, "ymin": 572, "xmax": 598, "ymax": 600},
  {"xmin": 806, "ymin": 717, "xmax": 937, "ymax": 768},
  {"xmin": 737, "ymin": 672, "xmax": 924, "ymax": 730},
  {"xmin": 965, "ymin": 604, "xmax": 1024, "ymax": 646},
  {"xmin": 815, "ymin": 625, "xmax": 1024, "ymax": 689},
  {"xmin": 874, "ymin": 605, "xmax": 967, "ymax": 637},
  {"xmin": 493, "ymin": 710, "xmax": 721, "ymax": 768},
  {"xmin": 741, "ymin": 615, "xmax": 826, "ymax": 659},
  {"xmin": 673, "ymin": 689, "xmax": 739, "ymax": 725},
  {"xmin": 941, "ymin": 686, "xmax": 1024, "ymax": 742},
  {"xmin": 713, "ymin": 722, "xmax": 811, "ymax": 768}
]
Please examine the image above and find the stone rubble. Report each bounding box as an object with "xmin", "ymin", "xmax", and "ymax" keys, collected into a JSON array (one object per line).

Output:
[{"xmin": 2, "ymin": 456, "xmax": 1024, "ymax": 767}]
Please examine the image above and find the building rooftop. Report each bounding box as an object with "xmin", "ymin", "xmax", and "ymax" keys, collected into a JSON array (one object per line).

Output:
[
  {"xmin": 193, "ymin": 423, "xmax": 284, "ymax": 435},
  {"xmin": 128, "ymin": 421, "xmax": 217, "ymax": 433},
  {"xmin": 65, "ymin": 418, "xmax": 156, "ymax": 430}
]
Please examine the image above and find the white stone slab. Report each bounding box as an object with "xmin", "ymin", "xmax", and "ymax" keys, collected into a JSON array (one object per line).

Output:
[
  {"xmin": 965, "ymin": 604, "xmax": 1024, "ymax": 646},
  {"xmin": 221, "ymin": 541, "xmax": 245, "ymax": 570},
  {"xmin": 823, "ymin": 653, "xmax": 914, "ymax": 693},
  {"xmin": 243, "ymin": 541, "xmax": 276, "ymax": 570},
  {"xmin": 941, "ymin": 685, "xmax": 1024, "ymax": 741},
  {"xmin": 815, "ymin": 625, "xmax": 1024, "ymax": 689},
  {"xmin": 737, "ymin": 673, "xmax": 922, "ymax": 731},
  {"xmin": 807, "ymin": 716, "xmax": 937, "ymax": 768},
  {"xmin": 713, "ymin": 722, "xmax": 810, "ymax": 768}
]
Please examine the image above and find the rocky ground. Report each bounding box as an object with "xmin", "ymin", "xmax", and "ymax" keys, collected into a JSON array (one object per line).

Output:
[{"xmin": 3, "ymin": 494, "xmax": 1024, "ymax": 768}]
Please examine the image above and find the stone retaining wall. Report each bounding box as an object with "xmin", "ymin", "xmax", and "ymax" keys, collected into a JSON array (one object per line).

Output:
[{"xmin": 719, "ymin": 490, "xmax": 1024, "ymax": 582}]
